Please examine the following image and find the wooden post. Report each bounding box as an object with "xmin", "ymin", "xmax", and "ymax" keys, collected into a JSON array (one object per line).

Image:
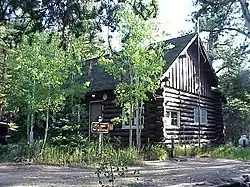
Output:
[
  {"xmin": 166, "ymin": 137, "xmax": 174, "ymax": 160},
  {"xmin": 170, "ymin": 136, "xmax": 174, "ymax": 159},
  {"xmin": 98, "ymin": 133, "xmax": 103, "ymax": 154}
]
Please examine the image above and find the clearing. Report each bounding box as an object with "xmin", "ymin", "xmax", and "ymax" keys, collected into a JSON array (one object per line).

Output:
[{"xmin": 0, "ymin": 158, "xmax": 249, "ymax": 187}]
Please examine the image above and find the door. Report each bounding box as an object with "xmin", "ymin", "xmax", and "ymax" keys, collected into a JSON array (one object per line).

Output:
[{"xmin": 90, "ymin": 102, "xmax": 102, "ymax": 123}]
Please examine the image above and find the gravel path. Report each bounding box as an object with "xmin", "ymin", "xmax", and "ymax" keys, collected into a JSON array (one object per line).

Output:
[{"xmin": 0, "ymin": 158, "xmax": 250, "ymax": 187}]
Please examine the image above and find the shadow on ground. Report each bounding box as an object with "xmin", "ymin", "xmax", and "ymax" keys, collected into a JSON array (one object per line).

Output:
[{"xmin": 0, "ymin": 158, "xmax": 249, "ymax": 187}]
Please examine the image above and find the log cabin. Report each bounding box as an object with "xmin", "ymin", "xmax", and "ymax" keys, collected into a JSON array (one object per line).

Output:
[{"xmin": 83, "ymin": 34, "xmax": 226, "ymax": 146}]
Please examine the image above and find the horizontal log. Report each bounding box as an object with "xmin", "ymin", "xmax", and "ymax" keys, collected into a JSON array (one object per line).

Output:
[
  {"xmin": 104, "ymin": 105, "xmax": 121, "ymax": 110},
  {"xmin": 164, "ymin": 102, "xmax": 216, "ymax": 112},
  {"xmin": 164, "ymin": 87, "xmax": 219, "ymax": 102},
  {"xmin": 164, "ymin": 129, "xmax": 217, "ymax": 134},
  {"xmin": 180, "ymin": 126, "xmax": 216, "ymax": 131},
  {"xmin": 103, "ymin": 113, "xmax": 120, "ymax": 120},
  {"xmin": 180, "ymin": 121, "xmax": 216, "ymax": 127},
  {"xmin": 164, "ymin": 138, "xmax": 218, "ymax": 145},
  {"xmin": 164, "ymin": 134, "xmax": 216, "ymax": 140},
  {"xmin": 163, "ymin": 92, "xmax": 217, "ymax": 107},
  {"xmin": 103, "ymin": 100, "xmax": 116, "ymax": 105},
  {"xmin": 102, "ymin": 108, "xmax": 122, "ymax": 114}
]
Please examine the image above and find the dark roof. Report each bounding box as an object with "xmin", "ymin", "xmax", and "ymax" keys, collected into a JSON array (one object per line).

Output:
[
  {"xmin": 83, "ymin": 62, "xmax": 120, "ymax": 92},
  {"xmin": 83, "ymin": 34, "xmax": 196, "ymax": 92},
  {"xmin": 164, "ymin": 33, "xmax": 195, "ymax": 70}
]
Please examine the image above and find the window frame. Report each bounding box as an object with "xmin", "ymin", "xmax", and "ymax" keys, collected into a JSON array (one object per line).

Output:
[
  {"xmin": 194, "ymin": 107, "xmax": 207, "ymax": 124},
  {"xmin": 163, "ymin": 110, "xmax": 181, "ymax": 127},
  {"xmin": 121, "ymin": 105, "xmax": 144, "ymax": 130}
]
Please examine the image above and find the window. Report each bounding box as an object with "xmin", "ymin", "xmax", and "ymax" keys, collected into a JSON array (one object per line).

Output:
[
  {"xmin": 121, "ymin": 104, "xmax": 144, "ymax": 129},
  {"xmin": 164, "ymin": 111, "xmax": 180, "ymax": 127},
  {"xmin": 194, "ymin": 108, "xmax": 207, "ymax": 124}
]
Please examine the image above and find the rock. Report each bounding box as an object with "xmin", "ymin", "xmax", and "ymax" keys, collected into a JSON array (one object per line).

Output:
[
  {"xmin": 194, "ymin": 182, "xmax": 206, "ymax": 186},
  {"xmin": 242, "ymin": 175, "xmax": 250, "ymax": 183},
  {"xmin": 133, "ymin": 179, "xmax": 157, "ymax": 187}
]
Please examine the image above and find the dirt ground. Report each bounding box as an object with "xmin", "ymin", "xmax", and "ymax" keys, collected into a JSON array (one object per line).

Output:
[{"xmin": 0, "ymin": 158, "xmax": 250, "ymax": 187}]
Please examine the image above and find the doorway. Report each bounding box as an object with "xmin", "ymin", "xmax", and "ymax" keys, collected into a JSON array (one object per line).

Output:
[{"xmin": 89, "ymin": 101, "xmax": 102, "ymax": 137}]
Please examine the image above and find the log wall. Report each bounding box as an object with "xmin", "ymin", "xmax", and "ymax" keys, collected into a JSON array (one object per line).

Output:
[
  {"xmin": 84, "ymin": 90, "xmax": 164, "ymax": 144},
  {"xmin": 162, "ymin": 87, "xmax": 224, "ymax": 144},
  {"xmin": 162, "ymin": 41, "xmax": 224, "ymax": 145}
]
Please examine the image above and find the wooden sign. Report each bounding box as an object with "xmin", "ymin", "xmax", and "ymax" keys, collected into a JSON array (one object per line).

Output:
[{"xmin": 91, "ymin": 122, "xmax": 110, "ymax": 133}]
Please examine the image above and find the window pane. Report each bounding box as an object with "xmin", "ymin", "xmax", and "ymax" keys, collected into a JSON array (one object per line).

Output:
[
  {"xmin": 200, "ymin": 109, "xmax": 206, "ymax": 117},
  {"xmin": 194, "ymin": 108, "xmax": 199, "ymax": 123},
  {"xmin": 171, "ymin": 111, "xmax": 178, "ymax": 126},
  {"xmin": 171, "ymin": 117, "xmax": 177, "ymax": 126},
  {"xmin": 172, "ymin": 112, "xmax": 177, "ymax": 119},
  {"xmin": 200, "ymin": 117, "xmax": 206, "ymax": 124}
]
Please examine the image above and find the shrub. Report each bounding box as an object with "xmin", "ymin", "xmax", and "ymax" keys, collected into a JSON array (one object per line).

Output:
[
  {"xmin": 206, "ymin": 143, "xmax": 250, "ymax": 160},
  {"xmin": 174, "ymin": 144, "xmax": 201, "ymax": 157},
  {"xmin": 0, "ymin": 140, "xmax": 42, "ymax": 162},
  {"xmin": 0, "ymin": 139, "xmax": 140, "ymax": 166},
  {"xmin": 142, "ymin": 144, "xmax": 168, "ymax": 160}
]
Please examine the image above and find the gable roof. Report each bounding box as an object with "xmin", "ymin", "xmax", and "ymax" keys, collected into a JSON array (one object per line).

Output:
[
  {"xmin": 84, "ymin": 34, "xmax": 196, "ymax": 92},
  {"xmin": 83, "ymin": 60, "xmax": 120, "ymax": 92},
  {"xmin": 164, "ymin": 34, "xmax": 195, "ymax": 65}
]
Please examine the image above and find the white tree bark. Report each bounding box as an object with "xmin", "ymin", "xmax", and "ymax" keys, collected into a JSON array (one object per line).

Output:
[
  {"xmin": 239, "ymin": 0, "xmax": 250, "ymax": 38},
  {"xmin": 29, "ymin": 80, "xmax": 35, "ymax": 143}
]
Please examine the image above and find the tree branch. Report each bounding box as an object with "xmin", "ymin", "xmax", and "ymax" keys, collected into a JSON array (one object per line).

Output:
[
  {"xmin": 202, "ymin": 27, "xmax": 249, "ymax": 37},
  {"xmin": 238, "ymin": 0, "xmax": 250, "ymax": 38},
  {"xmin": 215, "ymin": 65, "xmax": 227, "ymax": 74}
]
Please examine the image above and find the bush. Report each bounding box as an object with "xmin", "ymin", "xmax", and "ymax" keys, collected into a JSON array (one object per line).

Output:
[
  {"xmin": 142, "ymin": 144, "xmax": 168, "ymax": 160},
  {"xmin": 206, "ymin": 143, "xmax": 250, "ymax": 160},
  {"xmin": 0, "ymin": 140, "xmax": 42, "ymax": 162},
  {"xmin": 174, "ymin": 144, "xmax": 201, "ymax": 157}
]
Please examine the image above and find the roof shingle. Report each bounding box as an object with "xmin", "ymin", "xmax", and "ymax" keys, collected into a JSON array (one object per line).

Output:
[{"xmin": 83, "ymin": 34, "xmax": 196, "ymax": 92}]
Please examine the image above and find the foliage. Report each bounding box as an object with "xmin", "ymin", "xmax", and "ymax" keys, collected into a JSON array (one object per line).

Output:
[
  {"xmin": 204, "ymin": 143, "xmax": 250, "ymax": 160},
  {"xmin": 142, "ymin": 143, "xmax": 168, "ymax": 160},
  {"xmin": 100, "ymin": 4, "xmax": 168, "ymax": 110},
  {"xmin": 6, "ymin": 33, "xmax": 91, "ymax": 112},
  {"xmin": 174, "ymin": 145, "xmax": 202, "ymax": 157},
  {"xmin": 4, "ymin": 32, "xmax": 97, "ymax": 143},
  {"xmin": 0, "ymin": 139, "xmax": 140, "ymax": 166},
  {"xmin": 0, "ymin": 140, "xmax": 42, "ymax": 162},
  {"xmin": 99, "ymin": 2, "xmax": 170, "ymax": 147},
  {"xmin": 193, "ymin": 0, "xmax": 250, "ymax": 39},
  {"xmin": 0, "ymin": 0, "xmax": 159, "ymax": 47}
]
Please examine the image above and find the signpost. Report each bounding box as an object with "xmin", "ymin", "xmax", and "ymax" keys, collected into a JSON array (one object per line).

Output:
[{"xmin": 91, "ymin": 117, "xmax": 112, "ymax": 153}]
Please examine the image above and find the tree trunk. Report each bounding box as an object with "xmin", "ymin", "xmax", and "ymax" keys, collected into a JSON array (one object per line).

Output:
[
  {"xmin": 41, "ymin": 108, "xmax": 49, "ymax": 154},
  {"xmin": 77, "ymin": 104, "xmax": 80, "ymax": 124},
  {"xmin": 129, "ymin": 105, "xmax": 133, "ymax": 148},
  {"xmin": 239, "ymin": 0, "xmax": 250, "ymax": 38},
  {"xmin": 138, "ymin": 102, "xmax": 143, "ymax": 150},
  {"xmin": 29, "ymin": 80, "xmax": 35, "ymax": 144},
  {"xmin": 27, "ymin": 113, "xmax": 30, "ymax": 142},
  {"xmin": 41, "ymin": 87, "xmax": 51, "ymax": 154},
  {"xmin": 135, "ymin": 101, "xmax": 140, "ymax": 150}
]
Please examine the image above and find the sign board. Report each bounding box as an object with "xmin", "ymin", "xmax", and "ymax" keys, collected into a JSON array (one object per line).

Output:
[{"xmin": 91, "ymin": 122, "xmax": 111, "ymax": 133}]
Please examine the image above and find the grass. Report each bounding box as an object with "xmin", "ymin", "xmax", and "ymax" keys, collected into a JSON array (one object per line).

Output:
[
  {"xmin": 1, "ymin": 141, "xmax": 250, "ymax": 168},
  {"xmin": 0, "ymin": 140, "xmax": 140, "ymax": 166},
  {"xmin": 142, "ymin": 143, "xmax": 168, "ymax": 160},
  {"xmin": 204, "ymin": 144, "xmax": 250, "ymax": 160}
]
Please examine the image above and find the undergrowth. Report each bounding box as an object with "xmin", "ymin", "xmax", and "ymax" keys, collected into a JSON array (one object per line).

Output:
[
  {"xmin": 204, "ymin": 143, "xmax": 250, "ymax": 160},
  {"xmin": 1, "ymin": 141, "xmax": 250, "ymax": 168},
  {"xmin": 0, "ymin": 140, "xmax": 139, "ymax": 166}
]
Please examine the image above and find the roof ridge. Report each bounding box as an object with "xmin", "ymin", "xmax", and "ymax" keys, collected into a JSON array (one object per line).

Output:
[{"xmin": 165, "ymin": 33, "xmax": 196, "ymax": 42}]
